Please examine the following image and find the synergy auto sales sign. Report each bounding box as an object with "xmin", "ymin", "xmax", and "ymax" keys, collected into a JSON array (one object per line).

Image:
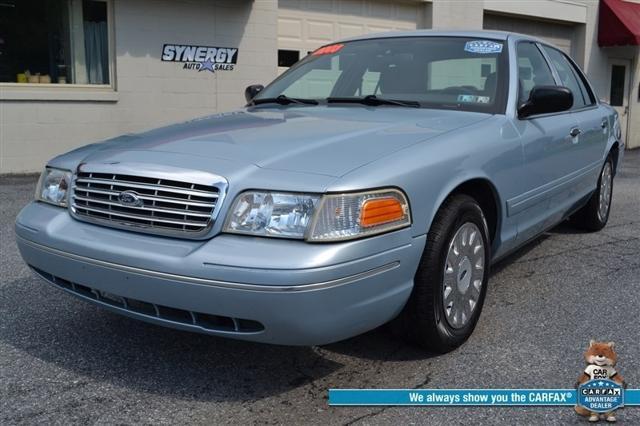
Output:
[{"xmin": 161, "ymin": 44, "xmax": 238, "ymax": 73}]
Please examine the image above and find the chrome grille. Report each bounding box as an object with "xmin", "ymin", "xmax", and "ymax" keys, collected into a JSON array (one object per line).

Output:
[{"xmin": 71, "ymin": 171, "xmax": 220, "ymax": 238}]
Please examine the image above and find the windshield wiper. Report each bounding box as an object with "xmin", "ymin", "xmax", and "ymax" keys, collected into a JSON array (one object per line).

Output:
[
  {"xmin": 251, "ymin": 94, "xmax": 318, "ymax": 106},
  {"xmin": 327, "ymin": 95, "xmax": 420, "ymax": 108}
]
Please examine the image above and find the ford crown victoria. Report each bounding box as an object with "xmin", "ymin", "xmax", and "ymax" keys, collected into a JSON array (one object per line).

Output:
[{"xmin": 15, "ymin": 31, "xmax": 623, "ymax": 353}]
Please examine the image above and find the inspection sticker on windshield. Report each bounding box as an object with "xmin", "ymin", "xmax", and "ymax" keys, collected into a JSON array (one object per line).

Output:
[
  {"xmin": 457, "ymin": 95, "xmax": 491, "ymax": 104},
  {"xmin": 464, "ymin": 40, "xmax": 503, "ymax": 54}
]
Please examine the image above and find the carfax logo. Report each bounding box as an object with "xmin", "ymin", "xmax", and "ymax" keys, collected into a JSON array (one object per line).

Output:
[
  {"xmin": 161, "ymin": 44, "xmax": 238, "ymax": 73},
  {"xmin": 575, "ymin": 340, "xmax": 627, "ymax": 422},
  {"xmin": 578, "ymin": 380, "xmax": 624, "ymax": 414}
]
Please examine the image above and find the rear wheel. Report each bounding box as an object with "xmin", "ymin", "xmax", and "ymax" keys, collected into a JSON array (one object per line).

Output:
[
  {"xmin": 402, "ymin": 194, "xmax": 490, "ymax": 353},
  {"xmin": 571, "ymin": 156, "xmax": 614, "ymax": 231}
]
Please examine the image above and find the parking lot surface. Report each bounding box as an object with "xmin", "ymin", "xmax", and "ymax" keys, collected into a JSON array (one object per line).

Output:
[{"xmin": 1, "ymin": 150, "xmax": 639, "ymax": 425}]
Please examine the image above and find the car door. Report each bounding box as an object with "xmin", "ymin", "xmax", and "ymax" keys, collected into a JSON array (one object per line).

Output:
[
  {"xmin": 540, "ymin": 45, "xmax": 606, "ymax": 199},
  {"xmin": 510, "ymin": 41, "xmax": 582, "ymax": 244}
]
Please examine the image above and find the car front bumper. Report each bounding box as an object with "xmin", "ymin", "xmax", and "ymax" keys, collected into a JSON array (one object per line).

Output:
[{"xmin": 15, "ymin": 202, "xmax": 425, "ymax": 345}]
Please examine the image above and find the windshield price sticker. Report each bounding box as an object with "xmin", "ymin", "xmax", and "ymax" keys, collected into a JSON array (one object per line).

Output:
[
  {"xmin": 464, "ymin": 40, "xmax": 503, "ymax": 54},
  {"xmin": 313, "ymin": 44, "xmax": 344, "ymax": 55}
]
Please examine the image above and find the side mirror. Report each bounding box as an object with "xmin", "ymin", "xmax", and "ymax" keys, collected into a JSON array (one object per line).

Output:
[
  {"xmin": 518, "ymin": 86, "xmax": 573, "ymax": 118},
  {"xmin": 245, "ymin": 84, "xmax": 264, "ymax": 103}
]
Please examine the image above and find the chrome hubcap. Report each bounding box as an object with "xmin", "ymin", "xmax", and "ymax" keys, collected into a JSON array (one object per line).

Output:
[
  {"xmin": 598, "ymin": 162, "xmax": 612, "ymax": 222},
  {"xmin": 443, "ymin": 222, "xmax": 485, "ymax": 329}
]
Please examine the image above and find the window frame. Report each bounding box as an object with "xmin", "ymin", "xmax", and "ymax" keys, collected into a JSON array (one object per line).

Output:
[
  {"xmin": 514, "ymin": 39, "xmax": 599, "ymax": 120},
  {"xmin": 514, "ymin": 40, "xmax": 557, "ymax": 108},
  {"xmin": 0, "ymin": 0, "xmax": 117, "ymax": 102}
]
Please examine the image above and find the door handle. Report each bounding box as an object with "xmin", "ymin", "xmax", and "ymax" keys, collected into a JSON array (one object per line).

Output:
[
  {"xmin": 569, "ymin": 128, "xmax": 581, "ymax": 137},
  {"xmin": 601, "ymin": 120, "xmax": 608, "ymax": 129}
]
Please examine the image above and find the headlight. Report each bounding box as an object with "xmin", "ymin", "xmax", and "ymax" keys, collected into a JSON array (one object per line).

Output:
[
  {"xmin": 36, "ymin": 167, "xmax": 72, "ymax": 207},
  {"xmin": 223, "ymin": 188, "xmax": 411, "ymax": 241},
  {"xmin": 223, "ymin": 191, "xmax": 320, "ymax": 238},
  {"xmin": 308, "ymin": 189, "xmax": 410, "ymax": 242}
]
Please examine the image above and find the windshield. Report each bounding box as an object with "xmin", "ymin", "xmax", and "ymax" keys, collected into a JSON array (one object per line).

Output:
[{"xmin": 255, "ymin": 37, "xmax": 508, "ymax": 113}]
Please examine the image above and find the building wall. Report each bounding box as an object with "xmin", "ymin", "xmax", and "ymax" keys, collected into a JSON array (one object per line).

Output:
[
  {"xmin": 478, "ymin": 0, "xmax": 639, "ymax": 149},
  {"xmin": 278, "ymin": 0, "xmax": 423, "ymax": 51},
  {"xmin": 0, "ymin": 0, "xmax": 637, "ymax": 174},
  {"xmin": 277, "ymin": 0, "xmax": 424, "ymax": 74},
  {"xmin": 483, "ymin": 13, "xmax": 579, "ymax": 56},
  {"xmin": 0, "ymin": 0, "xmax": 278, "ymax": 173},
  {"xmin": 430, "ymin": 0, "xmax": 483, "ymax": 29},
  {"xmin": 578, "ymin": 0, "xmax": 639, "ymax": 149}
]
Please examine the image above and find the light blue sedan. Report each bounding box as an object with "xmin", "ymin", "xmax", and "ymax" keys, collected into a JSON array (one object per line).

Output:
[{"xmin": 16, "ymin": 31, "xmax": 623, "ymax": 353}]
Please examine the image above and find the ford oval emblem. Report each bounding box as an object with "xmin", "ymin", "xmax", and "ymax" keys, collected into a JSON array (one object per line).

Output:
[{"xmin": 118, "ymin": 190, "xmax": 143, "ymax": 207}]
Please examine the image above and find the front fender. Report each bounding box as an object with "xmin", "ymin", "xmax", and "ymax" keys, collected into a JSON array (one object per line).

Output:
[{"xmin": 327, "ymin": 116, "xmax": 521, "ymax": 258}]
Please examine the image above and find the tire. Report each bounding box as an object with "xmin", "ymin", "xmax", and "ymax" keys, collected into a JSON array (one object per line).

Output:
[
  {"xmin": 401, "ymin": 194, "xmax": 491, "ymax": 353},
  {"xmin": 571, "ymin": 156, "xmax": 614, "ymax": 232}
]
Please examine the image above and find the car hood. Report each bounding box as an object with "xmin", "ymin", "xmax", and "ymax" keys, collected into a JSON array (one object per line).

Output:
[{"xmin": 79, "ymin": 106, "xmax": 491, "ymax": 178}]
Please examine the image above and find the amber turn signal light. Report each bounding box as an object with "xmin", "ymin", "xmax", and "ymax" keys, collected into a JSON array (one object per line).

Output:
[{"xmin": 360, "ymin": 197, "xmax": 405, "ymax": 228}]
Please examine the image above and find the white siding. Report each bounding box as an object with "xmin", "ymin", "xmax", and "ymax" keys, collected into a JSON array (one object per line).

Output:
[
  {"xmin": 483, "ymin": 13, "xmax": 577, "ymax": 57},
  {"xmin": 278, "ymin": 0, "xmax": 422, "ymax": 72}
]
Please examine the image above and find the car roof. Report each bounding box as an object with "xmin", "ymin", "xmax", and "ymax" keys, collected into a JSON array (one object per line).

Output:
[{"xmin": 335, "ymin": 29, "xmax": 546, "ymax": 45}]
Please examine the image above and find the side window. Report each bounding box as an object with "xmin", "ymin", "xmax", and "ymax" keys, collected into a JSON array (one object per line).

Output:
[
  {"xmin": 542, "ymin": 46, "xmax": 595, "ymax": 108},
  {"xmin": 516, "ymin": 42, "xmax": 556, "ymax": 104},
  {"xmin": 572, "ymin": 68, "xmax": 595, "ymax": 105},
  {"xmin": 541, "ymin": 47, "xmax": 587, "ymax": 109},
  {"xmin": 573, "ymin": 65, "xmax": 596, "ymax": 105}
]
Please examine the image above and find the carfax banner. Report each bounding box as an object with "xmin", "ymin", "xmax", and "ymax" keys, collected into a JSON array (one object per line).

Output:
[{"xmin": 329, "ymin": 388, "xmax": 640, "ymax": 407}]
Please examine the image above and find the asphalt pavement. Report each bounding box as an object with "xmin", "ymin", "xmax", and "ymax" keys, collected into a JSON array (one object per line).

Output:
[{"xmin": 1, "ymin": 150, "xmax": 639, "ymax": 425}]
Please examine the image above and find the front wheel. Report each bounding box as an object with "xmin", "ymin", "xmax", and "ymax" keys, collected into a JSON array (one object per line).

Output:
[
  {"xmin": 571, "ymin": 156, "xmax": 614, "ymax": 231},
  {"xmin": 401, "ymin": 194, "xmax": 490, "ymax": 353}
]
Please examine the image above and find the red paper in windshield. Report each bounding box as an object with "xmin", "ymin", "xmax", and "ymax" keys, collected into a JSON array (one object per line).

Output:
[{"xmin": 312, "ymin": 44, "xmax": 344, "ymax": 55}]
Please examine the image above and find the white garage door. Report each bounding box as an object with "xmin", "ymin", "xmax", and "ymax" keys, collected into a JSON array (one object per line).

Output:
[
  {"xmin": 278, "ymin": 0, "xmax": 422, "ymax": 72},
  {"xmin": 483, "ymin": 13, "xmax": 577, "ymax": 57}
]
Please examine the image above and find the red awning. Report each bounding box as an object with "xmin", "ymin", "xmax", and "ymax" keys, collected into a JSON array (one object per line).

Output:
[{"xmin": 599, "ymin": 0, "xmax": 640, "ymax": 46}]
